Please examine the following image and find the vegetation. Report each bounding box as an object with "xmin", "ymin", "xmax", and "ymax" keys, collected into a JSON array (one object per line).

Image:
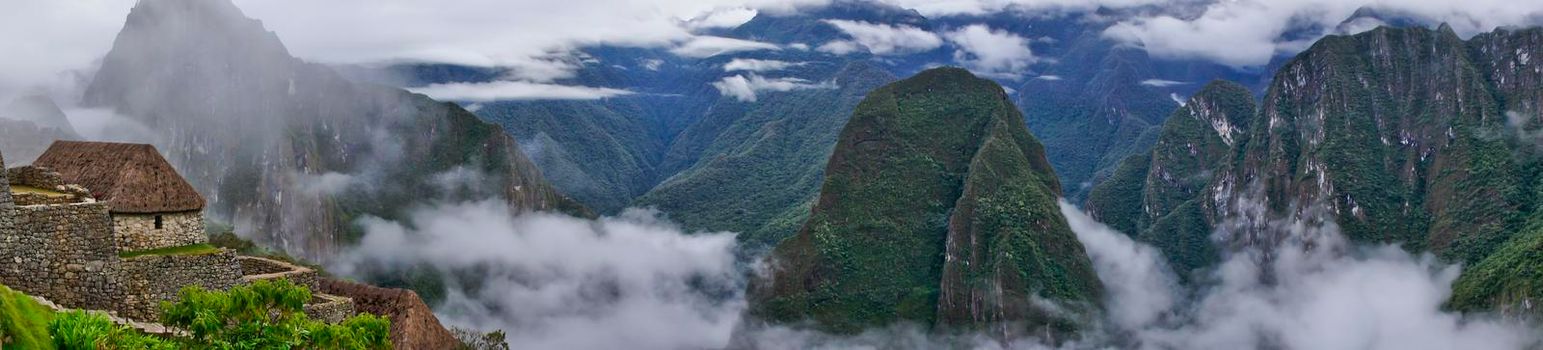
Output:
[
  {"xmin": 1, "ymin": 284, "xmax": 55, "ymax": 349},
  {"xmin": 207, "ymin": 225, "xmax": 328, "ymax": 276},
  {"xmin": 633, "ymin": 62, "xmax": 899, "ymax": 248},
  {"xmin": 160, "ymin": 279, "xmax": 391, "ymax": 349},
  {"xmin": 753, "ymin": 68, "xmax": 1101, "ymax": 335},
  {"xmin": 118, "ymin": 243, "xmax": 220, "ymax": 258},
  {"xmin": 4, "ymin": 278, "xmax": 392, "ymax": 349},
  {"xmin": 1083, "ymin": 80, "xmax": 1255, "ymax": 279},
  {"xmin": 1082, "ymin": 26, "xmax": 1543, "ymax": 311},
  {"xmin": 49, "ymin": 311, "xmax": 176, "ymax": 350}
]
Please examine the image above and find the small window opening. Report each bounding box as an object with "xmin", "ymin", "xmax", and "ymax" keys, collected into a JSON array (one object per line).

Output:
[{"xmin": 154, "ymin": 215, "xmax": 164, "ymax": 230}]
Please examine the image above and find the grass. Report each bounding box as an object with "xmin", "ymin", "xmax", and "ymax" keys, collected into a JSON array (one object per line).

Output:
[
  {"xmin": 0, "ymin": 283, "xmax": 56, "ymax": 349},
  {"xmin": 9, "ymin": 185, "xmax": 68, "ymax": 197},
  {"xmin": 118, "ymin": 243, "xmax": 220, "ymax": 258}
]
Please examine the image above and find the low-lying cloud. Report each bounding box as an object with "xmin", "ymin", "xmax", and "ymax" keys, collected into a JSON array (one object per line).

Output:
[
  {"xmin": 821, "ymin": 19, "xmax": 944, "ymax": 56},
  {"xmin": 1104, "ymin": 0, "xmax": 1543, "ymax": 68},
  {"xmin": 408, "ymin": 81, "xmax": 633, "ymax": 101},
  {"xmin": 1140, "ymin": 79, "xmax": 1187, "ymax": 87},
  {"xmin": 330, "ymin": 194, "xmax": 1540, "ymax": 350},
  {"xmin": 723, "ymin": 58, "xmax": 806, "ymax": 72},
  {"xmin": 945, "ymin": 24, "xmax": 1039, "ymax": 79},
  {"xmin": 1060, "ymin": 201, "xmax": 1538, "ymax": 350},
  {"xmin": 669, "ymin": 36, "xmax": 782, "ymax": 58},
  {"xmin": 333, "ymin": 201, "xmax": 743, "ymax": 349},
  {"xmin": 710, "ymin": 73, "xmax": 834, "ymax": 102}
]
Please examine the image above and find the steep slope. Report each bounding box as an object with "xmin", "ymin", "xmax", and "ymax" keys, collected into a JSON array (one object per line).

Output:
[
  {"xmin": 0, "ymin": 95, "xmax": 80, "ymax": 164},
  {"xmin": 1228, "ymin": 25, "xmax": 1516, "ymax": 261},
  {"xmin": 633, "ymin": 62, "xmax": 897, "ymax": 248},
  {"xmin": 81, "ymin": 0, "xmax": 584, "ymax": 259},
  {"xmin": 1085, "ymin": 25, "xmax": 1543, "ymax": 313},
  {"xmin": 1084, "ymin": 81, "xmax": 1256, "ymax": 276},
  {"xmin": 749, "ymin": 68, "xmax": 1101, "ymax": 338}
]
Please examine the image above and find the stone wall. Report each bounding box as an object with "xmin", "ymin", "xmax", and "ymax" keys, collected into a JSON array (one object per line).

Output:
[
  {"xmin": 12, "ymin": 192, "xmax": 77, "ymax": 206},
  {"xmin": 7, "ymin": 166, "xmax": 65, "ymax": 189},
  {"xmin": 113, "ymin": 211, "xmax": 205, "ymax": 252},
  {"xmin": 321, "ymin": 278, "xmax": 462, "ymax": 349},
  {"xmin": 237, "ymin": 256, "xmax": 319, "ymax": 291},
  {"xmin": 117, "ymin": 249, "xmax": 241, "ymax": 320},
  {"xmin": 0, "ymin": 150, "xmax": 12, "ymax": 238},
  {"xmin": 304, "ymin": 293, "xmax": 357, "ymax": 324},
  {"xmin": 0, "ymin": 202, "xmax": 122, "ymax": 311}
]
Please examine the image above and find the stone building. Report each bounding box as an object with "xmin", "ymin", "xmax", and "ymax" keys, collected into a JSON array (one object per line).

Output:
[
  {"xmin": 32, "ymin": 141, "xmax": 207, "ymax": 251},
  {"xmin": 0, "ymin": 144, "xmax": 354, "ymax": 322}
]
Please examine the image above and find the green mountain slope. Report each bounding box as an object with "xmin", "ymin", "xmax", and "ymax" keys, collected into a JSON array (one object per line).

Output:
[
  {"xmin": 632, "ymin": 62, "xmax": 898, "ymax": 248},
  {"xmin": 749, "ymin": 68, "xmax": 1102, "ymax": 337},
  {"xmin": 1084, "ymin": 81, "xmax": 1256, "ymax": 277},
  {"xmin": 1086, "ymin": 25, "xmax": 1543, "ymax": 313}
]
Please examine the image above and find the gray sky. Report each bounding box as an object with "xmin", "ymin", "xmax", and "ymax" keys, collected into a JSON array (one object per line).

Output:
[{"xmin": 2, "ymin": 0, "xmax": 1541, "ymax": 101}]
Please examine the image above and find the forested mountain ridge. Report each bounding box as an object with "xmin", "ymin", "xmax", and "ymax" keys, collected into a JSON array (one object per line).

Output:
[
  {"xmin": 746, "ymin": 68, "xmax": 1102, "ymax": 339},
  {"xmin": 1086, "ymin": 25, "xmax": 1543, "ymax": 311}
]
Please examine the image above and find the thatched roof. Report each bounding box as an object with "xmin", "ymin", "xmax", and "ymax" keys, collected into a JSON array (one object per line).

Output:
[{"xmin": 32, "ymin": 141, "xmax": 204, "ymax": 213}]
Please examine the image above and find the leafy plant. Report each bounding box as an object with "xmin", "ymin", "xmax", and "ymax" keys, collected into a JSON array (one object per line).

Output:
[
  {"xmin": 49, "ymin": 311, "xmax": 176, "ymax": 350},
  {"xmin": 159, "ymin": 279, "xmax": 391, "ymax": 350}
]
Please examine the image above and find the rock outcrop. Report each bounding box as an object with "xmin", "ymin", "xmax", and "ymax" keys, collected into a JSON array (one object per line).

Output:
[
  {"xmin": 748, "ymin": 68, "xmax": 1102, "ymax": 339},
  {"xmin": 1084, "ymin": 25, "xmax": 1543, "ymax": 314},
  {"xmin": 1083, "ymin": 81, "xmax": 1256, "ymax": 277},
  {"xmin": 321, "ymin": 278, "xmax": 461, "ymax": 349}
]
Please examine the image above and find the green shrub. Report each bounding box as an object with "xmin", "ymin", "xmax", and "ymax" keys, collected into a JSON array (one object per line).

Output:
[
  {"xmin": 49, "ymin": 311, "xmax": 176, "ymax": 350},
  {"xmin": 160, "ymin": 279, "xmax": 392, "ymax": 349}
]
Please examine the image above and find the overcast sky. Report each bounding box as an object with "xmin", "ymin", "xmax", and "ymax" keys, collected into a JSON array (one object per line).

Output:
[{"xmin": 2, "ymin": 0, "xmax": 1542, "ymax": 101}]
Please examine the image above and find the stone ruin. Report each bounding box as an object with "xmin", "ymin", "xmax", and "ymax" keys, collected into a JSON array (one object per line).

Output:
[{"xmin": 0, "ymin": 141, "xmax": 355, "ymax": 322}]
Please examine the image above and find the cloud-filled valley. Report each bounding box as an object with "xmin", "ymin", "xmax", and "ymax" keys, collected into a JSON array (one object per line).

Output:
[{"xmin": 4, "ymin": 1, "xmax": 1543, "ymax": 349}]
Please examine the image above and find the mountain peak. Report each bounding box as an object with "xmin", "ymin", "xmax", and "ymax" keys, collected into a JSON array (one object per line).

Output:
[{"xmin": 748, "ymin": 67, "xmax": 1098, "ymax": 337}]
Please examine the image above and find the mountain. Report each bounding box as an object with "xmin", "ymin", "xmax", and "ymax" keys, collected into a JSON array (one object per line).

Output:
[
  {"xmin": 1083, "ymin": 81, "xmax": 1255, "ymax": 277},
  {"xmin": 747, "ymin": 68, "xmax": 1102, "ymax": 338},
  {"xmin": 1085, "ymin": 25, "xmax": 1543, "ymax": 312},
  {"xmin": 632, "ymin": 62, "xmax": 898, "ymax": 248},
  {"xmin": 81, "ymin": 0, "xmax": 585, "ymax": 260},
  {"xmin": 0, "ymin": 95, "xmax": 80, "ymax": 164}
]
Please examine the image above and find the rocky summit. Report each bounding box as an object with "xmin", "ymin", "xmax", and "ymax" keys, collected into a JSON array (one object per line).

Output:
[{"xmin": 747, "ymin": 67, "xmax": 1102, "ymax": 340}]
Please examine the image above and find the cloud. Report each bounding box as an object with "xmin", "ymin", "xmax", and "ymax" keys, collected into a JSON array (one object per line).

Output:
[
  {"xmin": 408, "ymin": 81, "xmax": 633, "ymax": 101},
  {"xmin": 722, "ymin": 58, "xmax": 805, "ymax": 72},
  {"xmin": 1140, "ymin": 79, "xmax": 1188, "ymax": 87},
  {"xmin": 1035, "ymin": 75, "xmax": 1063, "ymax": 81},
  {"xmin": 295, "ymin": 172, "xmax": 358, "ymax": 195},
  {"xmin": 683, "ymin": 7, "xmax": 760, "ymax": 30},
  {"xmin": 878, "ymin": 0, "xmax": 1168, "ymax": 17},
  {"xmin": 333, "ymin": 201, "xmax": 743, "ymax": 350},
  {"xmin": 62, "ymin": 107, "xmax": 159, "ymax": 144},
  {"xmin": 1060, "ymin": 200, "xmax": 1539, "ymax": 350},
  {"xmin": 0, "ymin": 1, "xmax": 134, "ymax": 99},
  {"xmin": 944, "ymin": 24, "xmax": 1039, "ymax": 79},
  {"xmin": 668, "ymin": 36, "xmax": 781, "ymax": 58},
  {"xmin": 822, "ymin": 19, "xmax": 944, "ymax": 55},
  {"xmin": 816, "ymin": 40, "xmax": 864, "ymax": 55},
  {"xmin": 0, "ymin": 0, "xmax": 828, "ymax": 102},
  {"xmin": 710, "ymin": 73, "xmax": 834, "ymax": 102},
  {"xmin": 1505, "ymin": 111, "xmax": 1543, "ymax": 149},
  {"xmin": 1104, "ymin": 0, "xmax": 1543, "ymax": 68}
]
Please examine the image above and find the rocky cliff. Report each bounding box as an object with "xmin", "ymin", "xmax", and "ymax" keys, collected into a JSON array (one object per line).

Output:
[
  {"xmin": 1085, "ymin": 25, "xmax": 1543, "ymax": 312},
  {"xmin": 749, "ymin": 68, "xmax": 1102, "ymax": 339},
  {"xmin": 1084, "ymin": 81, "xmax": 1256, "ymax": 277},
  {"xmin": 81, "ymin": 0, "xmax": 586, "ymax": 259}
]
